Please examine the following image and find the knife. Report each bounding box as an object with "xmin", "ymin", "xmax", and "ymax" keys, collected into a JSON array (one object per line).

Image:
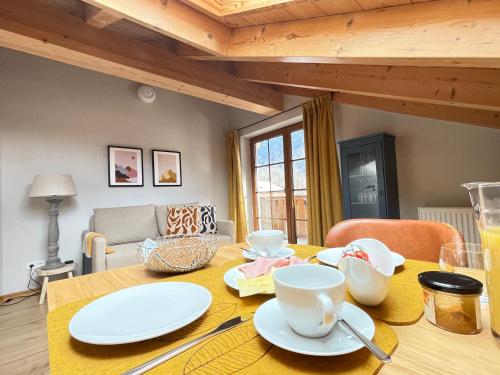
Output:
[{"xmin": 122, "ymin": 315, "xmax": 252, "ymax": 375}]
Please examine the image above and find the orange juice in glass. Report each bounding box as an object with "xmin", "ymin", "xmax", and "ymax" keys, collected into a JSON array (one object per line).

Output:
[
  {"xmin": 464, "ymin": 182, "xmax": 500, "ymax": 341},
  {"xmin": 479, "ymin": 227, "xmax": 500, "ymax": 339}
]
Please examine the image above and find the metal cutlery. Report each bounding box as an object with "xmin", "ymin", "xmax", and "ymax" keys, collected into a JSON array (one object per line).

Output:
[
  {"xmin": 337, "ymin": 316, "xmax": 391, "ymax": 363},
  {"xmin": 306, "ymin": 255, "xmax": 317, "ymax": 263},
  {"xmin": 121, "ymin": 315, "xmax": 252, "ymax": 375},
  {"xmin": 242, "ymin": 247, "xmax": 263, "ymax": 258}
]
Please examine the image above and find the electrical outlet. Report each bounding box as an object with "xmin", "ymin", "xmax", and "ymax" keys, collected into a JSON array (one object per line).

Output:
[{"xmin": 26, "ymin": 260, "xmax": 45, "ymax": 271}]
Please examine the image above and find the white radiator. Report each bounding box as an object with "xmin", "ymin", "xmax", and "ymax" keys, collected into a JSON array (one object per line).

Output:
[{"xmin": 418, "ymin": 207, "xmax": 480, "ymax": 244}]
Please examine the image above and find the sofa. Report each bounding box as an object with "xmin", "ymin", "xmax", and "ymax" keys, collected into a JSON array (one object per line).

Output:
[{"xmin": 82, "ymin": 204, "xmax": 235, "ymax": 274}]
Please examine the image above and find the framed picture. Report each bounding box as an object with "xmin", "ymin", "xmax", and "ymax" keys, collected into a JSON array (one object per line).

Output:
[
  {"xmin": 152, "ymin": 150, "xmax": 182, "ymax": 187},
  {"xmin": 108, "ymin": 146, "xmax": 143, "ymax": 187}
]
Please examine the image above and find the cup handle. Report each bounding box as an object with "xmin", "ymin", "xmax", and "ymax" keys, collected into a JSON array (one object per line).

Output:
[{"xmin": 317, "ymin": 294, "xmax": 335, "ymax": 330}]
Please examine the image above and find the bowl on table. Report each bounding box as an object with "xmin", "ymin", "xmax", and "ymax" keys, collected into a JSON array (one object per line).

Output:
[{"xmin": 137, "ymin": 234, "xmax": 218, "ymax": 274}]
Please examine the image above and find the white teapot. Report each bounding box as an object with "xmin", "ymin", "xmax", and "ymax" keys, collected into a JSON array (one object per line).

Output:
[{"xmin": 338, "ymin": 238, "xmax": 395, "ymax": 306}]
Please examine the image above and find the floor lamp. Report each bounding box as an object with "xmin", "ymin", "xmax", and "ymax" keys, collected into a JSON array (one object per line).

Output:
[{"xmin": 29, "ymin": 174, "xmax": 77, "ymax": 270}]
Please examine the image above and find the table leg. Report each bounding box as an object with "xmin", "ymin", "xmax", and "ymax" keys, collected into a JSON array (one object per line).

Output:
[{"xmin": 39, "ymin": 276, "xmax": 48, "ymax": 305}]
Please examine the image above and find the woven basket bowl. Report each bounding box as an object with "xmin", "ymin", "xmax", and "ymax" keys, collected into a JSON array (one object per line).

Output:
[{"xmin": 137, "ymin": 234, "xmax": 219, "ymax": 274}]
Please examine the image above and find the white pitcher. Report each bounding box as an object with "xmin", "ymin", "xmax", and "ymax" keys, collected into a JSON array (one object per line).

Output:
[{"xmin": 338, "ymin": 238, "xmax": 394, "ymax": 306}]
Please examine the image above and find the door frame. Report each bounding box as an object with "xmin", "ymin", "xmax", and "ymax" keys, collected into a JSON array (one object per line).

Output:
[{"xmin": 249, "ymin": 122, "xmax": 303, "ymax": 243}]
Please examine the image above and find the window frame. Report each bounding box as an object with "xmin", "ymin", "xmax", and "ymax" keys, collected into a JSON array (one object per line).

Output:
[{"xmin": 249, "ymin": 122, "xmax": 305, "ymax": 244}]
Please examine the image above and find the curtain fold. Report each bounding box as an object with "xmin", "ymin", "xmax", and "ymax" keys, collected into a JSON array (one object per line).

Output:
[
  {"xmin": 302, "ymin": 94, "xmax": 343, "ymax": 246},
  {"xmin": 225, "ymin": 130, "xmax": 248, "ymax": 243}
]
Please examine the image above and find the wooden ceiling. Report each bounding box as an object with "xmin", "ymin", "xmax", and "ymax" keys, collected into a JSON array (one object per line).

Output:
[
  {"xmin": 180, "ymin": 0, "xmax": 436, "ymax": 28},
  {"xmin": 0, "ymin": 0, "xmax": 499, "ymax": 128}
]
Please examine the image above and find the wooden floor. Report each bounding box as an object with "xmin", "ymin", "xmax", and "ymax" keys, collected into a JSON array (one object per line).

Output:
[{"xmin": 0, "ymin": 296, "xmax": 50, "ymax": 374}]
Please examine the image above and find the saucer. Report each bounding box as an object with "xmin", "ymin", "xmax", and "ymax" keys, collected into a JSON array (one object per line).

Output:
[
  {"xmin": 254, "ymin": 299, "xmax": 375, "ymax": 356},
  {"xmin": 242, "ymin": 247, "xmax": 295, "ymax": 261},
  {"xmin": 223, "ymin": 263, "xmax": 274, "ymax": 294},
  {"xmin": 318, "ymin": 247, "xmax": 405, "ymax": 268}
]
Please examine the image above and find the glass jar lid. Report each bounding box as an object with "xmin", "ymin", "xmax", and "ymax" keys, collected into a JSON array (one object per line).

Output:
[{"xmin": 418, "ymin": 271, "xmax": 483, "ymax": 295}]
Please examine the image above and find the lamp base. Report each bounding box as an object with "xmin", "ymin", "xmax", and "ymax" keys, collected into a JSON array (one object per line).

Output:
[
  {"xmin": 44, "ymin": 197, "xmax": 65, "ymax": 270},
  {"xmin": 42, "ymin": 258, "xmax": 65, "ymax": 270}
]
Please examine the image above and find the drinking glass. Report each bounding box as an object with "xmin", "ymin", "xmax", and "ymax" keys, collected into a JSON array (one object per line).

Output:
[
  {"xmin": 439, "ymin": 243, "xmax": 487, "ymax": 304},
  {"xmin": 464, "ymin": 182, "xmax": 500, "ymax": 342}
]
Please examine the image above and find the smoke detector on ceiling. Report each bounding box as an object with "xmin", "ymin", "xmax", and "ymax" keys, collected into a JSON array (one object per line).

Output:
[{"xmin": 137, "ymin": 85, "xmax": 156, "ymax": 103}]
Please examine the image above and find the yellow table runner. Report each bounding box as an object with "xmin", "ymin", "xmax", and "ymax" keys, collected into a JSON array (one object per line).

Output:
[
  {"xmin": 48, "ymin": 256, "xmax": 397, "ymax": 374},
  {"xmin": 48, "ymin": 245, "xmax": 438, "ymax": 374}
]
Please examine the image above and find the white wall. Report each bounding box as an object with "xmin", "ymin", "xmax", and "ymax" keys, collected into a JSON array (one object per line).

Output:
[
  {"xmin": 229, "ymin": 97, "xmax": 500, "ymax": 223},
  {"xmin": 0, "ymin": 48, "xmax": 231, "ymax": 294}
]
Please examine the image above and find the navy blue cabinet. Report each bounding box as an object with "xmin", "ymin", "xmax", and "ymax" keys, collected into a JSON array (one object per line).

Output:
[{"xmin": 339, "ymin": 133, "xmax": 399, "ymax": 219}]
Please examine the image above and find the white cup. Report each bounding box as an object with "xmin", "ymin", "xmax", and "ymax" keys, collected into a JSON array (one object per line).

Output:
[
  {"xmin": 246, "ymin": 230, "xmax": 283, "ymax": 258},
  {"xmin": 273, "ymin": 264, "xmax": 345, "ymax": 338}
]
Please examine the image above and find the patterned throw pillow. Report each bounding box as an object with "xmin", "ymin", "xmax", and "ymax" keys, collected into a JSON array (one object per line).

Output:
[
  {"xmin": 199, "ymin": 205, "xmax": 217, "ymax": 234},
  {"xmin": 166, "ymin": 206, "xmax": 200, "ymax": 236}
]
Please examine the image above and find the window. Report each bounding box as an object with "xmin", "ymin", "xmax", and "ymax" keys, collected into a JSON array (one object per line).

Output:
[{"xmin": 250, "ymin": 123, "xmax": 307, "ymax": 244}]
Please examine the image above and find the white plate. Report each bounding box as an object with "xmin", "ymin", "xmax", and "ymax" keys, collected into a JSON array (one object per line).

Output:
[
  {"xmin": 223, "ymin": 263, "xmax": 274, "ymax": 295},
  {"xmin": 223, "ymin": 264, "xmax": 246, "ymax": 291},
  {"xmin": 254, "ymin": 299, "xmax": 375, "ymax": 356},
  {"xmin": 69, "ymin": 282, "xmax": 212, "ymax": 345},
  {"xmin": 318, "ymin": 247, "xmax": 405, "ymax": 268},
  {"xmin": 242, "ymin": 247, "xmax": 295, "ymax": 261}
]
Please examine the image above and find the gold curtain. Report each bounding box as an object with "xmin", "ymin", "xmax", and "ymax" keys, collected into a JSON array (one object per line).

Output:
[
  {"xmin": 302, "ymin": 94, "xmax": 343, "ymax": 246},
  {"xmin": 225, "ymin": 130, "xmax": 248, "ymax": 243}
]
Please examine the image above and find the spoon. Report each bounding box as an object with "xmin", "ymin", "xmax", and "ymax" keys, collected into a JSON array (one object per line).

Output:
[
  {"xmin": 242, "ymin": 247, "xmax": 267, "ymax": 258},
  {"xmin": 337, "ymin": 316, "xmax": 391, "ymax": 363}
]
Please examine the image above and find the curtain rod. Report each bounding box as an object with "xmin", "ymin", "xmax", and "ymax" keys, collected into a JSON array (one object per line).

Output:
[{"xmin": 236, "ymin": 103, "xmax": 303, "ymax": 132}]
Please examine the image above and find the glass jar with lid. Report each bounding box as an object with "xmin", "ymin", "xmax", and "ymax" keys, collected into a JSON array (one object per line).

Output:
[{"xmin": 418, "ymin": 271, "xmax": 483, "ymax": 334}]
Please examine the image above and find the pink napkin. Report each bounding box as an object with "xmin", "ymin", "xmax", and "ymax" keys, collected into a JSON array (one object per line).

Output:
[{"xmin": 238, "ymin": 256, "xmax": 307, "ymax": 278}]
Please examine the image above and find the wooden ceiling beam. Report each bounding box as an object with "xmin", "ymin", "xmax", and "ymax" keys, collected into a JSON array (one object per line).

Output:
[
  {"xmin": 81, "ymin": 0, "xmax": 231, "ymax": 55},
  {"xmin": 0, "ymin": 0, "xmax": 282, "ymax": 115},
  {"xmin": 233, "ymin": 62, "xmax": 500, "ymax": 111},
  {"xmin": 84, "ymin": 6, "xmax": 121, "ymax": 29},
  {"xmin": 334, "ymin": 93, "xmax": 500, "ymax": 129},
  {"xmin": 219, "ymin": 0, "xmax": 295, "ymax": 16},
  {"xmin": 226, "ymin": 0, "xmax": 500, "ymax": 68},
  {"xmin": 275, "ymin": 86, "xmax": 329, "ymax": 98}
]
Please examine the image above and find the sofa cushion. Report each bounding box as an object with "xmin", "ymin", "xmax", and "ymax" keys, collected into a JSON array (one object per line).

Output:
[
  {"xmin": 93, "ymin": 205, "xmax": 159, "ymax": 245},
  {"xmin": 106, "ymin": 243, "xmax": 141, "ymax": 269},
  {"xmin": 166, "ymin": 206, "xmax": 200, "ymax": 236},
  {"xmin": 155, "ymin": 202, "xmax": 199, "ymax": 236},
  {"xmin": 199, "ymin": 205, "xmax": 217, "ymax": 234}
]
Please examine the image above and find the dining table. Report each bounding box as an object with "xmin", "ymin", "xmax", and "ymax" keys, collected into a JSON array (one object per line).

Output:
[{"xmin": 47, "ymin": 243, "xmax": 500, "ymax": 374}]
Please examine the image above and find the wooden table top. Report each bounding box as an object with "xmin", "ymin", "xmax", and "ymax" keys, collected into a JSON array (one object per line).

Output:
[{"xmin": 47, "ymin": 245, "xmax": 500, "ymax": 374}]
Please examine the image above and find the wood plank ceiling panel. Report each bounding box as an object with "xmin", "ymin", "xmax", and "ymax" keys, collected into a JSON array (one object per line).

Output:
[{"xmin": 180, "ymin": 0, "xmax": 435, "ymax": 26}]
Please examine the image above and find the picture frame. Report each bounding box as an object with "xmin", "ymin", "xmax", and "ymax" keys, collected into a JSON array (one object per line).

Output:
[
  {"xmin": 108, "ymin": 146, "xmax": 144, "ymax": 187},
  {"xmin": 152, "ymin": 150, "xmax": 182, "ymax": 187}
]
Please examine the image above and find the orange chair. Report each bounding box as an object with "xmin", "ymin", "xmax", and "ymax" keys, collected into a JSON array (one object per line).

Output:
[{"xmin": 325, "ymin": 219, "xmax": 464, "ymax": 262}]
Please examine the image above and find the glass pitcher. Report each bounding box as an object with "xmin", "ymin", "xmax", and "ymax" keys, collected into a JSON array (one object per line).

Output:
[{"xmin": 463, "ymin": 182, "xmax": 500, "ymax": 341}]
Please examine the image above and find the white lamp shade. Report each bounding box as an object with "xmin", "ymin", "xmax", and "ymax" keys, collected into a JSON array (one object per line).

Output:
[{"xmin": 29, "ymin": 174, "xmax": 77, "ymax": 198}]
